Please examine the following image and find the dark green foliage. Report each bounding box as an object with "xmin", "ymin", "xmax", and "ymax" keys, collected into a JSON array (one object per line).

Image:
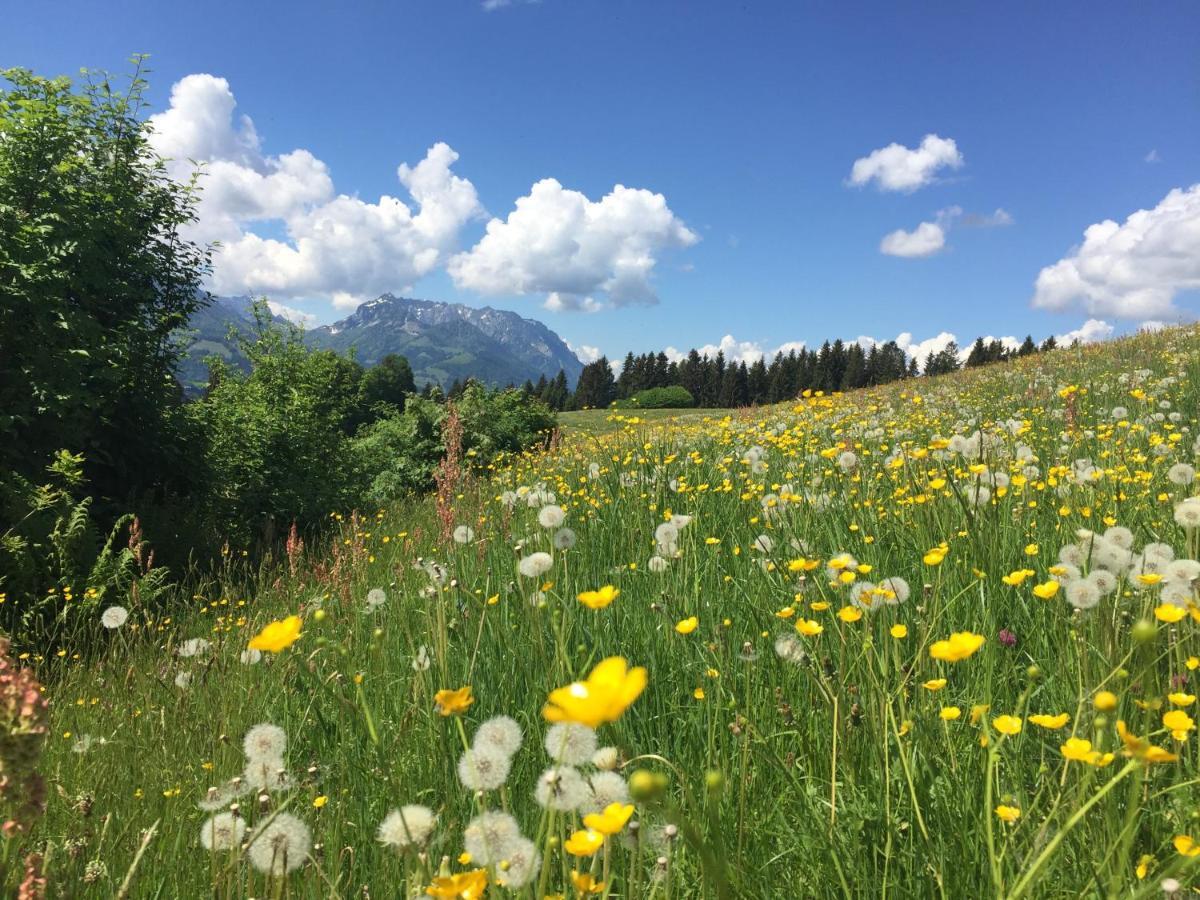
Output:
[
  {"xmin": 185, "ymin": 309, "xmax": 368, "ymax": 544},
  {"xmin": 353, "ymin": 383, "xmax": 555, "ymax": 502},
  {"xmin": 0, "ymin": 62, "xmax": 210, "ymax": 506},
  {"xmin": 572, "ymin": 357, "xmax": 617, "ymax": 409},
  {"xmin": 629, "ymin": 385, "xmax": 696, "ymax": 409},
  {"xmin": 924, "ymin": 341, "xmax": 963, "ymax": 376}
]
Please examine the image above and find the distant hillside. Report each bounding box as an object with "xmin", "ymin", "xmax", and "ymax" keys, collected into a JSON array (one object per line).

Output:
[
  {"xmin": 305, "ymin": 294, "xmax": 583, "ymax": 388},
  {"xmin": 176, "ymin": 294, "xmax": 582, "ymax": 394},
  {"xmin": 174, "ymin": 295, "xmax": 264, "ymax": 394}
]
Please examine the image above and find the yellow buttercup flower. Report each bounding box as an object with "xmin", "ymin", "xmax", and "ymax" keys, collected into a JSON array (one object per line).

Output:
[
  {"xmin": 1163, "ymin": 709, "xmax": 1195, "ymax": 740},
  {"xmin": 571, "ymin": 871, "xmax": 606, "ymax": 895},
  {"xmin": 1154, "ymin": 604, "xmax": 1187, "ymax": 623},
  {"xmin": 1168, "ymin": 692, "xmax": 1196, "ymax": 706},
  {"xmin": 1031, "ymin": 581, "xmax": 1060, "ymax": 600},
  {"xmin": 1028, "ymin": 713, "xmax": 1070, "ymax": 729},
  {"xmin": 426, "ymin": 869, "xmax": 488, "ymax": 899},
  {"xmin": 922, "ymin": 678, "xmax": 947, "ymax": 691},
  {"xmin": 994, "ymin": 805, "xmax": 1021, "ymax": 823},
  {"xmin": 248, "ymin": 615, "xmax": 302, "ymax": 653},
  {"xmin": 1093, "ymin": 690, "xmax": 1118, "ymax": 712},
  {"xmin": 992, "ymin": 715, "xmax": 1022, "ymax": 736},
  {"xmin": 582, "ymin": 802, "xmax": 634, "ymax": 836},
  {"xmin": 1174, "ymin": 835, "xmax": 1200, "ymax": 857},
  {"xmin": 929, "ymin": 631, "xmax": 985, "ymax": 663},
  {"xmin": 675, "ymin": 616, "xmax": 699, "ymax": 635},
  {"xmin": 940, "ymin": 706, "xmax": 961, "ymax": 721},
  {"xmin": 564, "ymin": 829, "xmax": 605, "ymax": 856},
  {"xmin": 795, "ymin": 618, "xmax": 823, "ymax": 637},
  {"xmin": 837, "ymin": 607, "xmax": 863, "ymax": 623},
  {"xmin": 890, "ymin": 624, "xmax": 908, "ymax": 639},
  {"xmin": 577, "ymin": 585, "xmax": 620, "ymax": 610},
  {"xmin": 543, "ymin": 657, "xmax": 646, "ymax": 728},
  {"xmin": 434, "ymin": 686, "xmax": 475, "ymax": 717}
]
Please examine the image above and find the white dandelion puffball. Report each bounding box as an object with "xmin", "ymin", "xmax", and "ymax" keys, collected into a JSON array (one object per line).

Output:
[
  {"xmin": 877, "ymin": 576, "xmax": 910, "ymax": 605},
  {"xmin": 648, "ymin": 555, "xmax": 669, "ymax": 573},
  {"xmin": 174, "ymin": 671, "xmax": 192, "ymax": 689},
  {"xmin": 583, "ymin": 770, "xmax": 631, "ymax": 814},
  {"xmin": 495, "ymin": 837, "xmax": 541, "ymax": 889},
  {"xmin": 592, "ymin": 746, "xmax": 620, "ymax": 771},
  {"xmin": 464, "ymin": 810, "xmax": 522, "ymax": 865},
  {"xmin": 177, "ymin": 637, "xmax": 211, "ymax": 658},
  {"xmin": 101, "ymin": 606, "xmax": 128, "ymax": 629},
  {"xmin": 457, "ymin": 745, "xmax": 512, "ymax": 791},
  {"xmin": 365, "ymin": 587, "xmax": 387, "ymax": 611},
  {"xmin": 244, "ymin": 723, "xmax": 288, "ymax": 761},
  {"xmin": 1169, "ymin": 463, "xmax": 1197, "ymax": 486},
  {"xmin": 544, "ymin": 723, "xmax": 598, "ymax": 766},
  {"xmin": 1103, "ymin": 526, "xmax": 1135, "ymax": 549},
  {"xmin": 1175, "ymin": 499, "xmax": 1200, "ymax": 530},
  {"xmin": 752, "ymin": 534, "xmax": 774, "ymax": 554},
  {"xmin": 197, "ymin": 779, "xmax": 249, "ymax": 812},
  {"xmin": 378, "ymin": 805, "xmax": 436, "ymax": 849},
  {"xmin": 534, "ymin": 766, "xmax": 588, "ymax": 811},
  {"xmin": 1065, "ymin": 578, "xmax": 1101, "ymax": 610},
  {"xmin": 240, "ymin": 648, "xmax": 263, "ymax": 665},
  {"xmin": 654, "ymin": 522, "xmax": 679, "ymax": 548},
  {"xmin": 774, "ymin": 634, "xmax": 806, "ymax": 665},
  {"xmin": 518, "ymin": 552, "xmax": 554, "ymax": 578},
  {"xmin": 670, "ymin": 514, "xmax": 693, "ymax": 529},
  {"xmin": 474, "ymin": 715, "xmax": 523, "ymax": 757},
  {"xmin": 247, "ymin": 813, "xmax": 311, "ymax": 875},
  {"xmin": 537, "ymin": 505, "xmax": 566, "ymax": 529},
  {"xmin": 552, "ymin": 527, "xmax": 577, "ymax": 550},
  {"xmin": 453, "ymin": 525, "xmax": 476, "ymax": 544},
  {"xmin": 837, "ymin": 451, "xmax": 858, "ymax": 472},
  {"xmin": 199, "ymin": 812, "xmax": 246, "ymax": 851},
  {"xmin": 243, "ymin": 757, "xmax": 292, "ymax": 792}
]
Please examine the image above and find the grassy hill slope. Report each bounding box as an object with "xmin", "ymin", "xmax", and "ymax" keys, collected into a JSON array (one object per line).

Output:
[{"xmin": 25, "ymin": 325, "xmax": 1200, "ymax": 897}]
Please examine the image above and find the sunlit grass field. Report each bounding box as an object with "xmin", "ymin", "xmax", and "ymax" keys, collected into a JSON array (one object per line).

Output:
[{"xmin": 23, "ymin": 325, "xmax": 1200, "ymax": 898}]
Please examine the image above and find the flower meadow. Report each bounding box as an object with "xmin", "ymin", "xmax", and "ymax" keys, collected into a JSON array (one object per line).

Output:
[{"xmin": 11, "ymin": 326, "xmax": 1200, "ymax": 897}]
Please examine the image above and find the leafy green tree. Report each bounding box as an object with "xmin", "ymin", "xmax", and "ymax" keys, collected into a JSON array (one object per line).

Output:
[
  {"xmin": 572, "ymin": 358, "xmax": 617, "ymax": 409},
  {"xmin": 0, "ymin": 61, "xmax": 210, "ymax": 506}
]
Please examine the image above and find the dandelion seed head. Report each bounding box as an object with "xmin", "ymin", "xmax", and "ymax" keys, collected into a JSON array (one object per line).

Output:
[
  {"xmin": 246, "ymin": 813, "xmax": 311, "ymax": 875},
  {"xmin": 544, "ymin": 723, "xmax": 597, "ymax": 765},
  {"xmin": 377, "ymin": 805, "xmax": 436, "ymax": 849}
]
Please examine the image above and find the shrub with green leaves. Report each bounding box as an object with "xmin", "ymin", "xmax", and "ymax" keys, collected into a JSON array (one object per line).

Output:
[{"xmin": 630, "ymin": 385, "xmax": 696, "ymax": 408}]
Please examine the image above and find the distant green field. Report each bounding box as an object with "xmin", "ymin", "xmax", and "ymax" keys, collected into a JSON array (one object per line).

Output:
[{"xmin": 556, "ymin": 406, "xmax": 740, "ymax": 436}]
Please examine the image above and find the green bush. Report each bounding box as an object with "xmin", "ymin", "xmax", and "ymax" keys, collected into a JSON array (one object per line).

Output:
[
  {"xmin": 352, "ymin": 383, "xmax": 555, "ymax": 503},
  {"xmin": 629, "ymin": 385, "xmax": 695, "ymax": 408},
  {"xmin": 186, "ymin": 310, "xmax": 367, "ymax": 544}
]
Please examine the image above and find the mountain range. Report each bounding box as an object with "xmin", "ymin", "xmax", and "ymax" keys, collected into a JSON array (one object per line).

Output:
[{"xmin": 176, "ymin": 294, "xmax": 583, "ymax": 394}]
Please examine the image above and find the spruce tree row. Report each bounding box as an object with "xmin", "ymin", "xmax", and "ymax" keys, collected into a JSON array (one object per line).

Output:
[{"xmin": 489, "ymin": 331, "xmax": 1061, "ymax": 412}]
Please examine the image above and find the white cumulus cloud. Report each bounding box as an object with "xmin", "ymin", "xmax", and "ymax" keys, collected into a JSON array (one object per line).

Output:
[
  {"xmin": 449, "ymin": 179, "xmax": 697, "ymax": 310},
  {"xmin": 148, "ymin": 74, "xmax": 484, "ymax": 306},
  {"xmin": 1055, "ymin": 319, "xmax": 1114, "ymax": 345},
  {"xmin": 663, "ymin": 335, "xmax": 805, "ymax": 366},
  {"xmin": 849, "ymin": 134, "xmax": 963, "ymax": 193},
  {"xmin": 567, "ymin": 342, "xmax": 603, "ymax": 363},
  {"xmin": 880, "ymin": 221, "xmax": 946, "ymax": 258},
  {"xmin": 266, "ymin": 301, "xmax": 317, "ymax": 326},
  {"xmin": 1032, "ymin": 184, "xmax": 1200, "ymax": 319}
]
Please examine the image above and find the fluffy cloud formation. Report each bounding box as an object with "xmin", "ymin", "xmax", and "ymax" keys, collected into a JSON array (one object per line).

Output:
[
  {"xmin": 266, "ymin": 301, "xmax": 317, "ymax": 326},
  {"xmin": 880, "ymin": 221, "xmax": 946, "ymax": 258},
  {"xmin": 849, "ymin": 134, "xmax": 963, "ymax": 193},
  {"xmin": 880, "ymin": 206, "xmax": 1013, "ymax": 259},
  {"xmin": 1032, "ymin": 184, "xmax": 1200, "ymax": 319},
  {"xmin": 663, "ymin": 335, "xmax": 805, "ymax": 366},
  {"xmin": 148, "ymin": 74, "xmax": 483, "ymax": 304},
  {"xmin": 857, "ymin": 331, "xmax": 959, "ymax": 363},
  {"xmin": 1055, "ymin": 318, "xmax": 1114, "ymax": 345},
  {"xmin": 449, "ymin": 179, "xmax": 697, "ymax": 309},
  {"xmin": 567, "ymin": 342, "xmax": 603, "ymax": 363}
]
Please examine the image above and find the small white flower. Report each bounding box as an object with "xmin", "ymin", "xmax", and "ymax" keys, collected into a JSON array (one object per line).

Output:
[
  {"xmin": 199, "ymin": 812, "xmax": 246, "ymax": 852},
  {"xmin": 453, "ymin": 525, "xmax": 476, "ymax": 544},
  {"xmin": 464, "ymin": 811, "xmax": 522, "ymax": 865},
  {"xmin": 174, "ymin": 671, "xmax": 192, "ymax": 689},
  {"xmin": 648, "ymin": 555, "xmax": 669, "ymax": 573},
  {"xmin": 474, "ymin": 715, "xmax": 523, "ymax": 757},
  {"xmin": 544, "ymin": 723, "xmax": 597, "ymax": 766},
  {"xmin": 101, "ymin": 606, "xmax": 128, "ymax": 629},
  {"xmin": 412, "ymin": 645, "xmax": 431, "ymax": 672},
  {"xmin": 246, "ymin": 813, "xmax": 311, "ymax": 875},
  {"xmin": 244, "ymin": 723, "xmax": 287, "ymax": 761},
  {"xmin": 534, "ymin": 766, "xmax": 587, "ymax": 811},
  {"xmin": 537, "ymin": 505, "xmax": 566, "ymax": 529},
  {"xmin": 377, "ymin": 805, "xmax": 436, "ymax": 849},
  {"xmin": 240, "ymin": 648, "xmax": 263, "ymax": 665},
  {"xmin": 457, "ymin": 745, "xmax": 512, "ymax": 791},
  {"xmin": 366, "ymin": 587, "xmax": 387, "ymax": 611},
  {"xmin": 518, "ymin": 552, "xmax": 554, "ymax": 578}
]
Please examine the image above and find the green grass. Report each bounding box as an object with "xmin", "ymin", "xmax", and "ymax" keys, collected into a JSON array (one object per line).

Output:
[
  {"xmin": 557, "ymin": 407, "xmax": 738, "ymax": 437},
  {"xmin": 17, "ymin": 326, "xmax": 1200, "ymax": 897}
]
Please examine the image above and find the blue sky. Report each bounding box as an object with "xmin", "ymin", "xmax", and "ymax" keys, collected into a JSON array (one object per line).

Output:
[{"xmin": 5, "ymin": 0, "xmax": 1198, "ymax": 364}]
